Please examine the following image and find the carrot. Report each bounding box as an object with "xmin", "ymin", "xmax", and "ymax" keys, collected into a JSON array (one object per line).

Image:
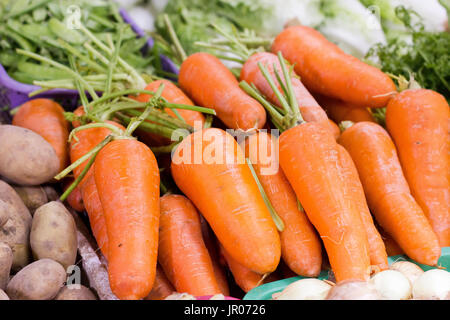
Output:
[
  {"xmin": 386, "ymin": 89, "xmax": 450, "ymax": 247},
  {"xmin": 271, "ymin": 26, "xmax": 397, "ymax": 108},
  {"xmin": 329, "ymin": 120, "xmax": 341, "ymax": 140},
  {"xmin": 199, "ymin": 216, "xmax": 230, "ymax": 296},
  {"xmin": 135, "ymin": 79, "xmax": 206, "ymax": 146},
  {"xmin": 158, "ymin": 194, "xmax": 222, "ymax": 296},
  {"xmin": 240, "ymin": 53, "xmax": 371, "ymax": 282},
  {"xmin": 13, "ymin": 98, "xmax": 69, "ymax": 171},
  {"xmin": 171, "ymin": 128, "xmax": 281, "ymax": 274},
  {"xmin": 80, "ymin": 170, "xmax": 109, "ymax": 259},
  {"xmin": 94, "ymin": 138, "xmax": 160, "ymax": 300},
  {"xmin": 314, "ymin": 94, "xmax": 376, "ymax": 124},
  {"xmin": 219, "ymin": 244, "xmax": 280, "ymax": 293},
  {"xmin": 63, "ymin": 179, "xmax": 84, "ymax": 212},
  {"xmin": 69, "ymin": 121, "xmax": 125, "ymax": 259},
  {"xmin": 279, "ymin": 123, "xmax": 371, "ymax": 282},
  {"xmin": 240, "ymin": 52, "xmax": 331, "ymax": 132},
  {"xmin": 72, "ymin": 106, "xmax": 85, "ymax": 128},
  {"xmin": 378, "ymin": 227, "xmax": 405, "ymax": 257},
  {"xmin": 338, "ymin": 121, "xmax": 441, "ymax": 266},
  {"xmin": 241, "ymin": 131, "xmax": 323, "ymax": 277},
  {"xmin": 178, "ymin": 52, "xmax": 266, "ymax": 130},
  {"xmin": 144, "ymin": 264, "xmax": 176, "ymax": 300},
  {"xmin": 336, "ymin": 144, "xmax": 389, "ymax": 271}
]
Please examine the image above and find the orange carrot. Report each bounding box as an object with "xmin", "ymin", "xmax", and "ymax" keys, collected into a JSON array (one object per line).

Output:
[
  {"xmin": 94, "ymin": 139, "xmax": 160, "ymax": 300},
  {"xmin": 241, "ymin": 131, "xmax": 323, "ymax": 277},
  {"xmin": 199, "ymin": 216, "xmax": 230, "ymax": 296},
  {"xmin": 13, "ymin": 98, "xmax": 69, "ymax": 171},
  {"xmin": 171, "ymin": 128, "xmax": 281, "ymax": 274},
  {"xmin": 240, "ymin": 53, "xmax": 371, "ymax": 282},
  {"xmin": 144, "ymin": 264, "xmax": 176, "ymax": 300},
  {"xmin": 329, "ymin": 120, "xmax": 341, "ymax": 140},
  {"xmin": 378, "ymin": 227, "xmax": 405, "ymax": 257},
  {"xmin": 336, "ymin": 144, "xmax": 389, "ymax": 271},
  {"xmin": 135, "ymin": 79, "xmax": 206, "ymax": 146},
  {"xmin": 219, "ymin": 244, "xmax": 280, "ymax": 293},
  {"xmin": 386, "ymin": 89, "xmax": 450, "ymax": 247},
  {"xmin": 63, "ymin": 179, "xmax": 85, "ymax": 212},
  {"xmin": 178, "ymin": 52, "xmax": 266, "ymax": 130},
  {"xmin": 240, "ymin": 52, "xmax": 331, "ymax": 132},
  {"xmin": 158, "ymin": 194, "xmax": 222, "ymax": 296},
  {"xmin": 271, "ymin": 26, "xmax": 397, "ymax": 108},
  {"xmin": 314, "ymin": 94, "xmax": 376, "ymax": 124},
  {"xmin": 279, "ymin": 122, "xmax": 371, "ymax": 282},
  {"xmin": 338, "ymin": 122, "xmax": 441, "ymax": 266}
]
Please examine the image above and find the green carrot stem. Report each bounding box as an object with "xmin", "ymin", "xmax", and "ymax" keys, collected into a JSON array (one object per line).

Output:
[
  {"xmin": 257, "ymin": 61, "xmax": 291, "ymax": 112},
  {"xmin": 55, "ymin": 135, "xmax": 113, "ymax": 180},
  {"xmin": 105, "ymin": 25, "xmax": 125, "ymax": 95},
  {"xmin": 58, "ymin": 39, "xmax": 106, "ymax": 74},
  {"xmin": 59, "ymin": 149, "xmax": 98, "ymax": 202},
  {"xmin": 151, "ymin": 142, "xmax": 179, "ymax": 154},
  {"xmin": 203, "ymin": 114, "xmax": 214, "ymax": 129},
  {"xmin": 69, "ymin": 122, "xmax": 124, "ymax": 143},
  {"xmin": 339, "ymin": 121, "xmax": 355, "ymax": 132},
  {"xmin": 163, "ymin": 13, "xmax": 187, "ymax": 62},
  {"xmin": 162, "ymin": 102, "xmax": 217, "ymax": 115},
  {"xmin": 277, "ymin": 52, "xmax": 302, "ymax": 120},
  {"xmin": 115, "ymin": 113, "xmax": 176, "ymax": 140},
  {"xmin": 16, "ymin": 49, "xmax": 98, "ymax": 99},
  {"xmin": 246, "ymin": 158, "xmax": 284, "ymax": 232},
  {"xmin": 239, "ymin": 81, "xmax": 284, "ymax": 129}
]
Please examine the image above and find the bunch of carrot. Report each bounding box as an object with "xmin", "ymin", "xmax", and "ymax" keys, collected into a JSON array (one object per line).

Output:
[{"xmin": 9, "ymin": 21, "xmax": 449, "ymax": 301}]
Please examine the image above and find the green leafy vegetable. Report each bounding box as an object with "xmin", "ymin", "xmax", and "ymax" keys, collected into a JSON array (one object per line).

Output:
[{"xmin": 366, "ymin": 6, "xmax": 450, "ymax": 99}]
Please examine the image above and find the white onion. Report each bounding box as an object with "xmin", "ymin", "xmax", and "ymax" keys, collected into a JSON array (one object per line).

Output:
[
  {"xmin": 164, "ymin": 292, "xmax": 196, "ymax": 300},
  {"xmin": 412, "ymin": 269, "xmax": 450, "ymax": 300},
  {"xmin": 326, "ymin": 280, "xmax": 381, "ymax": 300},
  {"xmin": 390, "ymin": 261, "xmax": 424, "ymax": 285},
  {"xmin": 370, "ymin": 270, "xmax": 412, "ymax": 300},
  {"xmin": 272, "ymin": 279, "xmax": 332, "ymax": 300}
]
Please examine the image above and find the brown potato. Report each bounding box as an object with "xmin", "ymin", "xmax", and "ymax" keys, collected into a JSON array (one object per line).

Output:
[
  {"xmin": 54, "ymin": 285, "xmax": 97, "ymax": 300},
  {"xmin": 30, "ymin": 201, "xmax": 77, "ymax": 270},
  {"xmin": 13, "ymin": 186, "xmax": 48, "ymax": 215},
  {"xmin": 0, "ymin": 181, "xmax": 32, "ymax": 271},
  {"xmin": 6, "ymin": 259, "xmax": 66, "ymax": 300},
  {"xmin": 42, "ymin": 185, "xmax": 60, "ymax": 202},
  {"xmin": 0, "ymin": 199, "xmax": 10, "ymax": 227},
  {"xmin": 0, "ymin": 242, "xmax": 12, "ymax": 290},
  {"xmin": 0, "ymin": 125, "xmax": 59, "ymax": 186},
  {"xmin": 0, "ymin": 289, "xmax": 9, "ymax": 300}
]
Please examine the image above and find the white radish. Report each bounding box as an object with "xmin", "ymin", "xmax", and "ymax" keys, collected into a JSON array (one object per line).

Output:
[
  {"xmin": 390, "ymin": 261, "xmax": 424, "ymax": 285},
  {"xmin": 272, "ymin": 279, "xmax": 332, "ymax": 300},
  {"xmin": 326, "ymin": 280, "xmax": 381, "ymax": 300},
  {"xmin": 370, "ymin": 270, "xmax": 412, "ymax": 300},
  {"xmin": 412, "ymin": 269, "xmax": 450, "ymax": 300}
]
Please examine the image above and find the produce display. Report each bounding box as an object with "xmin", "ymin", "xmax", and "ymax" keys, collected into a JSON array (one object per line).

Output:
[{"xmin": 0, "ymin": 0, "xmax": 449, "ymax": 303}]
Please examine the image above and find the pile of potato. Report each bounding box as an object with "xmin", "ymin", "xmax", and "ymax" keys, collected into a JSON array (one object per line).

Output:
[{"xmin": 0, "ymin": 124, "xmax": 97, "ymax": 300}]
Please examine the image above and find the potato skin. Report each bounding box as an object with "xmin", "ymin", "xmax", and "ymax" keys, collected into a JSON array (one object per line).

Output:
[
  {"xmin": 0, "ymin": 289, "xmax": 9, "ymax": 300},
  {"xmin": 0, "ymin": 200, "xmax": 10, "ymax": 227},
  {"xmin": 0, "ymin": 125, "xmax": 59, "ymax": 186},
  {"xmin": 13, "ymin": 186, "xmax": 48, "ymax": 215},
  {"xmin": 6, "ymin": 259, "xmax": 66, "ymax": 300},
  {"xmin": 0, "ymin": 242, "xmax": 12, "ymax": 290},
  {"xmin": 54, "ymin": 285, "xmax": 97, "ymax": 300},
  {"xmin": 0, "ymin": 181, "xmax": 32, "ymax": 271},
  {"xmin": 30, "ymin": 201, "xmax": 77, "ymax": 270}
]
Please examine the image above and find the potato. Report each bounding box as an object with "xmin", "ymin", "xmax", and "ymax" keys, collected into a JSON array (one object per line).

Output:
[
  {"xmin": 6, "ymin": 258, "xmax": 66, "ymax": 300},
  {"xmin": 42, "ymin": 185, "xmax": 60, "ymax": 202},
  {"xmin": 0, "ymin": 199, "xmax": 10, "ymax": 227},
  {"xmin": 0, "ymin": 289, "xmax": 9, "ymax": 300},
  {"xmin": 0, "ymin": 125, "xmax": 59, "ymax": 186},
  {"xmin": 54, "ymin": 285, "xmax": 97, "ymax": 300},
  {"xmin": 30, "ymin": 201, "xmax": 77, "ymax": 270},
  {"xmin": 0, "ymin": 242, "xmax": 12, "ymax": 290},
  {"xmin": 13, "ymin": 186, "xmax": 48, "ymax": 215},
  {"xmin": 0, "ymin": 181, "xmax": 32, "ymax": 271}
]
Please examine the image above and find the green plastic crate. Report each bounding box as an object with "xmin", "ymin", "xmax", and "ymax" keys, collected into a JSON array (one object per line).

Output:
[{"xmin": 243, "ymin": 246, "xmax": 450, "ymax": 300}]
